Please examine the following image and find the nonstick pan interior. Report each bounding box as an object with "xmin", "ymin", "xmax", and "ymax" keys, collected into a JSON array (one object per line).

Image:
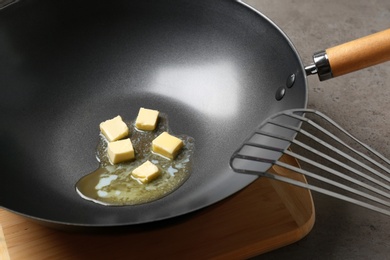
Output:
[{"xmin": 0, "ymin": 0, "xmax": 307, "ymax": 227}]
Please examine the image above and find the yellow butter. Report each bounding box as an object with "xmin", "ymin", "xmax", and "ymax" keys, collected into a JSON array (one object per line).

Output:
[
  {"xmin": 132, "ymin": 160, "xmax": 161, "ymax": 183},
  {"xmin": 135, "ymin": 107, "xmax": 159, "ymax": 131},
  {"xmin": 107, "ymin": 138, "xmax": 135, "ymax": 164},
  {"xmin": 152, "ymin": 132, "xmax": 183, "ymax": 160},
  {"xmin": 100, "ymin": 115, "xmax": 129, "ymax": 142}
]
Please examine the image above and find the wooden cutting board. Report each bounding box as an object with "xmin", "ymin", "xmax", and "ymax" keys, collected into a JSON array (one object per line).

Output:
[{"xmin": 0, "ymin": 155, "xmax": 315, "ymax": 259}]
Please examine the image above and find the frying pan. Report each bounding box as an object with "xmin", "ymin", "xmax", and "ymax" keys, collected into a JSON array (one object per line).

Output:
[{"xmin": 0, "ymin": 0, "xmax": 388, "ymax": 228}]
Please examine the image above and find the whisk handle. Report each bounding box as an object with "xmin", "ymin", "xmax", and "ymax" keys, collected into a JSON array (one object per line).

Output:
[{"xmin": 306, "ymin": 29, "xmax": 390, "ymax": 80}]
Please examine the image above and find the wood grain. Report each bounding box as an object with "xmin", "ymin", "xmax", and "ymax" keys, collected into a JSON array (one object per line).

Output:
[
  {"xmin": 326, "ymin": 29, "xmax": 390, "ymax": 77},
  {"xmin": 0, "ymin": 224, "xmax": 10, "ymax": 260},
  {"xmin": 0, "ymin": 155, "xmax": 314, "ymax": 259}
]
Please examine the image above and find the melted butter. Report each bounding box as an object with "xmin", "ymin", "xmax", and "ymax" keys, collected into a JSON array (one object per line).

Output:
[{"xmin": 76, "ymin": 114, "xmax": 195, "ymax": 206}]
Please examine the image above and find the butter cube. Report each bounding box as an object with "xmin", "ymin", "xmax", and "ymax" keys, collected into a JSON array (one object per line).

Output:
[
  {"xmin": 132, "ymin": 160, "xmax": 161, "ymax": 183},
  {"xmin": 152, "ymin": 132, "xmax": 183, "ymax": 159},
  {"xmin": 135, "ymin": 107, "xmax": 159, "ymax": 131},
  {"xmin": 100, "ymin": 115, "xmax": 129, "ymax": 142},
  {"xmin": 107, "ymin": 138, "xmax": 135, "ymax": 164}
]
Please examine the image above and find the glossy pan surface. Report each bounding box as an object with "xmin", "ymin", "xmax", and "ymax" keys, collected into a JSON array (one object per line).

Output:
[{"xmin": 0, "ymin": 0, "xmax": 307, "ymax": 226}]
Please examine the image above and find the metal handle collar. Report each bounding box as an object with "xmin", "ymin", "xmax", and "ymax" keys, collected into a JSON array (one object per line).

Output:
[{"xmin": 305, "ymin": 50, "xmax": 333, "ymax": 81}]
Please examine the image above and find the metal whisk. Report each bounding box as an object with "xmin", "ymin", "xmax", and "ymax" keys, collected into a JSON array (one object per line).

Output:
[{"xmin": 230, "ymin": 109, "xmax": 390, "ymax": 216}]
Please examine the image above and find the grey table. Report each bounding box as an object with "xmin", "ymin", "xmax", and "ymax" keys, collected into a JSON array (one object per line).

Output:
[{"xmin": 242, "ymin": 0, "xmax": 390, "ymax": 259}]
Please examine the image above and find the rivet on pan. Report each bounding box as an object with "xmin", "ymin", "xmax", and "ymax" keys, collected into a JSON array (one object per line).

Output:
[
  {"xmin": 275, "ymin": 86, "xmax": 286, "ymax": 101},
  {"xmin": 286, "ymin": 74, "xmax": 296, "ymax": 88}
]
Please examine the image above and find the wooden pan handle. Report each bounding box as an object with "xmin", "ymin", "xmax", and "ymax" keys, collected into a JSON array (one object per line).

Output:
[
  {"xmin": 306, "ymin": 29, "xmax": 390, "ymax": 81},
  {"xmin": 326, "ymin": 29, "xmax": 390, "ymax": 77}
]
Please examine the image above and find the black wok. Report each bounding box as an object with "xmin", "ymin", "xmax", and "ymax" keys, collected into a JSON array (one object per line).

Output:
[{"xmin": 0, "ymin": 0, "xmax": 387, "ymax": 227}]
